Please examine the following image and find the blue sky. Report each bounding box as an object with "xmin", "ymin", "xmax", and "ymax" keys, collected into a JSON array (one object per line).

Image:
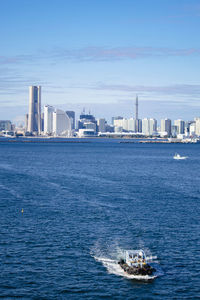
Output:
[{"xmin": 0, "ymin": 0, "xmax": 200, "ymax": 123}]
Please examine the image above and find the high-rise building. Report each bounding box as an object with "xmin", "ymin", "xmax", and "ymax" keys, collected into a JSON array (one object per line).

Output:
[
  {"xmin": 174, "ymin": 119, "xmax": 185, "ymax": 134},
  {"xmin": 195, "ymin": 118, "xmax": 200, "ymax": 136},
  {"xmin": 97, "ymin": 118, "xmax": 106, "ymax": 132},
  {"xmin": 112, "ymin": 116, "xmax": 123, "ymax": 125},
  {"xmin": 53, "ymin": 109, "xmax": 71, "ymax": 136},
  {"xmin": 135, "ymin": 95, "xmax": 138, "ymax": 120},
  {"xmin": 78, "ymin": 113, "xmax": 97, "ymax": 132},
  {"xmin": 161, "ymin": 118, "xmax": 171, "ymax": 137},
  {"xmin": 27, "ymin": 86, "xmax": 41, "ymax": 134},
  {"xmin": 25, "ymin": 114, "xmax": 29, "ymax": 132},
  {"xmin": 0, "ymin": 120, "xmax": 12, "ymax": 131},
  {"xmin": 66, "ymin": 111, "xmax": 75, "ymax": 129},
  {"xmin": 142, "ymin": 118, "xmax": 157, "ymax": 136},
  {"xmin": 44, "ymin": 105, "xmax": 54, "ymax": 135},
  {"xmin": 128, "ymin": 118, "xmax": 136, "ymax": 132},
  {"xmin": 149, "ymin": 118, "xmax": 157, "ymax": 135}
]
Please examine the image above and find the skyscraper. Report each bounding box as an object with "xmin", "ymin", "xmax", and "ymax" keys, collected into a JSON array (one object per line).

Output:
[
  {"xmin": 28, "ymin": 86, "xmax": 41, "ymax": 134},
  {"xmin": 135, "ymin": 95, "xmax": 138, "ymax": 120},
  {"xmin": 161, "ymin": 118, "xmax": 171, "ymax": 137},
  {"xmin": 135, "ymin": 95, "xmax": 140, "ymax": 133},
  {"xmin": 53, "ymin": 109, "xmax": 71, "ymax": 136},
  {"xmin": 44, "ymin": 105, "xmax": 54, "ymax": 135},
  {"xmin": 66, "ymin": 111, "xmax": 75, "ymax": 129},
  {"xmin": 174, "ymin": 119, "xmax": 185, "ymax": 134}
]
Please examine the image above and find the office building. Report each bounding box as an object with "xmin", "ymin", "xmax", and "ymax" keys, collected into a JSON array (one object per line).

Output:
[
  {"xmin": 142, "ymin": 118, "xmax": 157, "ymax": 136},
  {"xmin": 128, "ymin": 118, "xmax": 136, "ymax": 132},
  {"xmin": 161, "ymin": 118, "xmax": 171, "ymax": 137},
  {"xmin": 66, "ymin": 111, "xmax": 75, "ymax": 129},
  {"xmin": 195, "ymin": 118, "xmax": 200, "ymax": 136},
  {"xmin": 0, "ymin": 120, "xmax": 12, "ymax": 131},
  {"xmin": 174, "ymin": 119, "xmax": 185, "ymax": 134},
  {"xmin": 25, "ymin": 114, "xmax": 29, "ymax": 132},
  {"xmin": 97, "ymin": 118, "xmax": 106, "ymax": 132},
  {"xmin": 27, "ymin": 86, "xmax": 41, "ymax": 134},
  {"xmin": 78, "ymin": 113, "xmax": 97, "ymax": 132},
  {"xmin": 44, "ymin": 105, "xmax": 54, "ymax": 135},
  {"xmin": 53, "ymin": 109, "xmax": 71, "ymax": 136},
  {"xmin": 112, "ymin": 116, "xmax": 123, "ymax": 125}
]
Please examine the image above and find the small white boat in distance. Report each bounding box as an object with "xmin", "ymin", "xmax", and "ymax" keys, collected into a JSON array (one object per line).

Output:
[{"xmin": 173, "ymin": 153, "xmax": 188, "ymax": 160}]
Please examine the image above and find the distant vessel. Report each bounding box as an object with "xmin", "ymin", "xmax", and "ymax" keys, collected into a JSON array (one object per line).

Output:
[
  {"xmin": 118, "ymin": 250, "xmax": 155, "ymax": 276},
  {"xmin": 173, "ymin": 153, "xmax": 188, "ymax": 160}
]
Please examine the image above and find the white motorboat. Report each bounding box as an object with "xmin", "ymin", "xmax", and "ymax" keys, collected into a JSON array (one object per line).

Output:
[{"xmin": 173, "ymin": 153, "xmax": 188, "ymax": 160}]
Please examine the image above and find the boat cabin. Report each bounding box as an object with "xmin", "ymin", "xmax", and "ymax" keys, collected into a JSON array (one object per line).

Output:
[{"xmin": 125, "ymin": 250, "xmax": 146, "ymax": 267}]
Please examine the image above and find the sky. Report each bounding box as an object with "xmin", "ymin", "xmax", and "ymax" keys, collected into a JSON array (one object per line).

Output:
[{"xmin": 0, "ymin": 0, "xmax": 200, "ymax": 124}]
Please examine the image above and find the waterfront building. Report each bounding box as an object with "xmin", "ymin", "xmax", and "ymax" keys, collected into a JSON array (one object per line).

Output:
[
  {"xmin": 142, "ymin": 118, "xmax": 157, "ymax": 136},
  {"xmin": 41, "ymin": 113, "xmax": 44, "ymax": 132},
  {"xmin": 171, "ymin": 125, "xmax": 178, "ymax": 137},
  {"xmin": 174, "ymin": 119, "xmax": 185, "ymax": 134},
  {"xmin": 53, "ymin": 109, "xmax": 71, "ymax": 136},
  {"xmin": 66, "ymin": 111, "xmax": 75, "ymax": 129},
  {"xmin": 25, "ymin": 114, "xmax": 29, "ymax": 132},
  {"xmin": 142, "ymin": 118, "xmax": 148, "ymax": 135},
  {"xmin": 97, "ymin": 118, "xmax": 106, "ymax": 132},
  {"xmin": 161, "ymin": 118, "xmax": 171, "ymax": 137},
  {"xmin": 135, "ymin": 95, "xmax": 139, "ymax": 132},
  {"xmin": 149, "ymin": 118, "xmax": 157, "ymax": 135},
  {"xmin": 78, "ymin": 112, "xmax": 97, "ymax": 132},
  {"xmin": 78, "ymin": 129, "xmax": 96, "ymax": 137},
  {"xmin": 105, "ymin": 124, "xmax": 114, "ymax": 133},
  {"xmin": 112, "ymin": 116, "xmax": 123, "ymax": 125},
  {"xmin": 27, "ymin": 86, "xmax": 41, "ymax": 134},
  {"xmin": 195, "ymin": 118, "xmax": 200, "ymax": 136},
  {"xmin": 84, "ymin": 122, "xmax": 97, "ymax": 131},
  {"xmin": 136, "ymin": 119, "xmax": 142, "ymax": 133},
  {"xmin": 128, "ymin": 118, "xmax": 136, "ymax": 132},
  {"xmin": 44, "ymin": 105, "xmax": 54, "ymax": 135},
  {"xmin": 0, "ymin": 120, "xmax": 12, "ymax": 131},
  {"xmin": 122, "ymin": 119, "xmax": 129, "ymax": 131},
  {"xmin": 190, "ymin": 122, "xmax": 196, "ymax": 136},
  {"xmin": 113, "ymin": 118, "xmax": 123, "ymax": 128}
]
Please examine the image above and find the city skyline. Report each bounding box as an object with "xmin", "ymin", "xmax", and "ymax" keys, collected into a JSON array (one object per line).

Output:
[{"xmin": 0, "ymin": 0, "xmax": 200, "ymax": 122}]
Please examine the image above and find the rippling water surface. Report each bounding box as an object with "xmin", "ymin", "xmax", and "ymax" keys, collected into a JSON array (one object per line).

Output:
[{"xmin": 0, "ymin": 140, "xmax": 200, "ymax": 299}]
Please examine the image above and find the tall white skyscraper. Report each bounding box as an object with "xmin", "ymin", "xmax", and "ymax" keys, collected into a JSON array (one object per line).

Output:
[
  {"xmin": 128, "ymin": 118, "xmax": 136, "ymax": 132},
  {"xmin": 53, "ymin": 109, "xmax": 71, "ymax": 136},
  {"xmin": 44, "ymin": 105, "xmax": 54, "ymax": 135},
  {"xmin": 195, "ymin": 118, "xmax": 200, "ymax": 136},
  {"xmin": 28, "ymin": 86, "xmax": 41, "ymax": 134},
  {"xmin": 142, "ymin": 118, "xmax": 149, "ymax": 135},
  {"xmin": 142, "ymin": 118, "xmax": 157, "ymax": 136}
]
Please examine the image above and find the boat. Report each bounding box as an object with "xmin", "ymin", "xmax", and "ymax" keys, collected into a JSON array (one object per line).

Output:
[
  {"xmin": 118, "ymin": 250, "xmax": 156, "ymax": 276},
  {"xmin": 173, "ymin": 153, "xmax": 188, "ymax": 160}
]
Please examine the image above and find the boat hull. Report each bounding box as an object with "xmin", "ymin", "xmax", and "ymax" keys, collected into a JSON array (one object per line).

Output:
[{"xmin": 118, "ymin": 261, "xmax": 155, "ymax": 276}]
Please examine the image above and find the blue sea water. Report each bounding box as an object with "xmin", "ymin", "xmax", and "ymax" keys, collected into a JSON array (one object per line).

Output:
[{"xmin": 0, "ymin": 139, "xmax": 200, "ymax": 299}]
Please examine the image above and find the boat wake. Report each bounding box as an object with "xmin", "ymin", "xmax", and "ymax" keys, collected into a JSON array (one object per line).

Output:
[{"xmin": 92, "ymin": 246, "xmax": 162, "ymax": 281}]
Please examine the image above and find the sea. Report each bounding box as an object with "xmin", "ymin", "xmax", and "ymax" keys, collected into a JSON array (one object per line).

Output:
[{"xmin": 0, "ymin": 138, "xmax": 199, "ymax": 299}]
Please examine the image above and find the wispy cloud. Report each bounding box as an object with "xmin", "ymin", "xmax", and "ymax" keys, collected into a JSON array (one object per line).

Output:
[
  {"xmin": 92, "ymin": 82, "xmax": 200, "ymax": 97},
  {"xmin": 1, "ymin": 46, "xmax": 200, "ymax": 66}
]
